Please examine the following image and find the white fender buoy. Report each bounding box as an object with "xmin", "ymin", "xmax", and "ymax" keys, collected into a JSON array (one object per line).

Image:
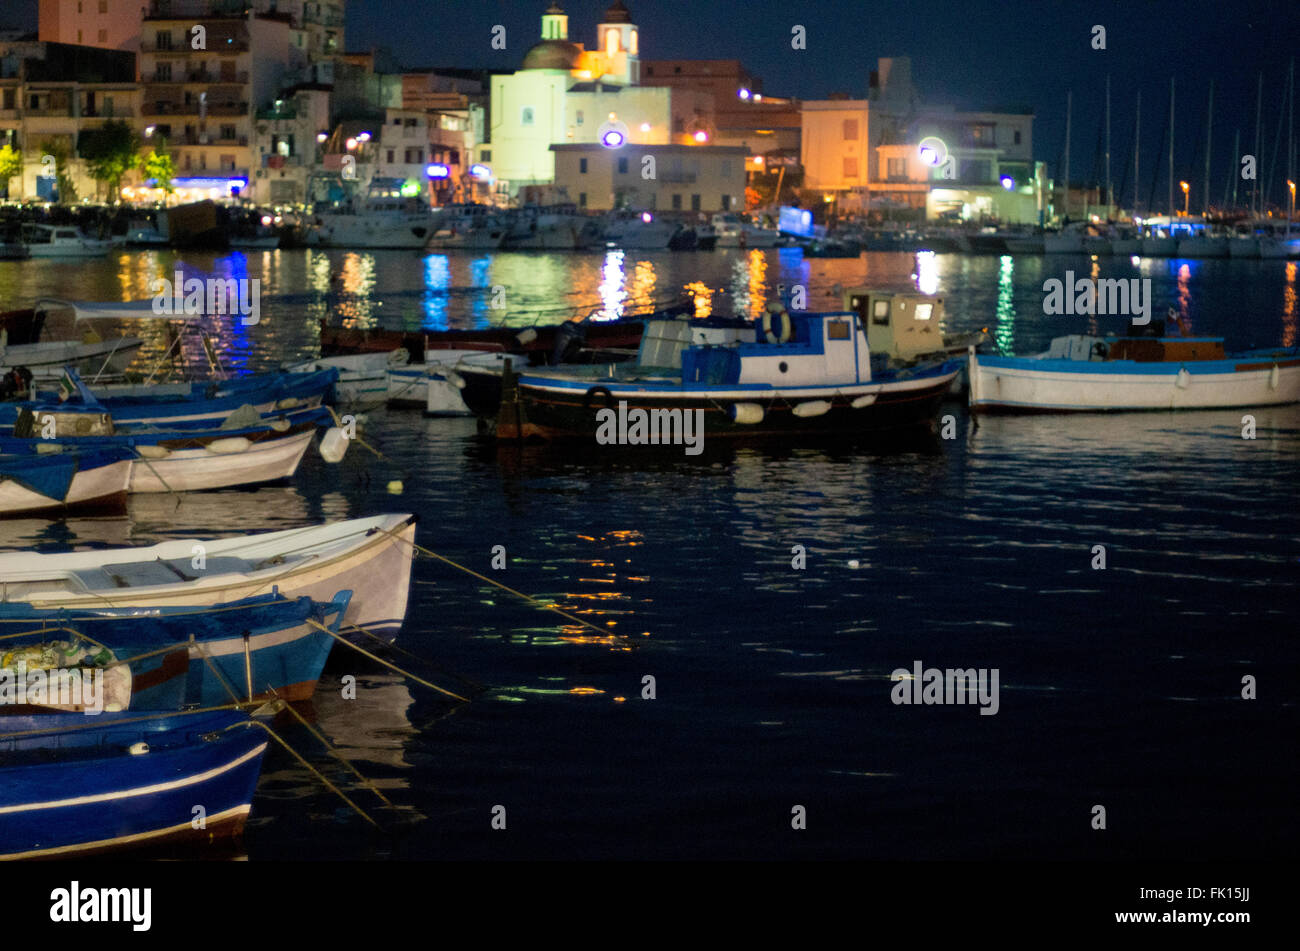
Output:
[
  {"xmin": 443, "ymin": 369, "xmax": 467, "ymax": 390},
  {"xmin": 516, "ymin": 328, "xmax": 539, "ymax": 346},
  {"xmin": 205, "ymin": 437, "xmax": 253, "ymax": 454},
  {"xmin": 319, "ymin": 427, "xmax": 349, "ymax": 463},
  {"xmin": 792, "ymin": 400, "xmax": 833, "ymax": 418},
  {"xmin": 1176, "ymin": 367, "xmax": 1191, "ymax": 389},
  {"xmin": 275, "ymin": 396, "xmax": 302, "ymax": 410},
  {"xmin": 269, "ymin": 417, "xmax": 291, "ymax": 432},
  {"xmin": 128, "ymin": 742, "xmax": 149, "ymax": 756},
  {"xmin": 851, "ymin": 393, "xmax": 878, "ymax": 408},
  {"xmin": 1269, "ymin": 364, "xmax": 1280, "ymax": 390},
  {"xmin": 35, "ymin": 442, "xmax": 64, "ymax": 454},
  {"xmin": 729, "ymin": 403, "xmax": 765, "ymax": 424},
  {"xmin": 136, "ymin": 444, "xmax": 171, "ymax": 459}
]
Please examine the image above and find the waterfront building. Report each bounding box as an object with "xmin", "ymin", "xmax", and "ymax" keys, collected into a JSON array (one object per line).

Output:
[{"xmin": 550, "ymin": 141, "xmax": 746, "ymax": 212}]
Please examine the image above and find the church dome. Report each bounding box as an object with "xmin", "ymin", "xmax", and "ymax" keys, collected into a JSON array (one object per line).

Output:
[
  {"xmin": 601, "ymin": 1, "xmax": 632, "ymax": 24},
  {"xmin": 522, "ymin": 39, "xmax": 583, "ymax": 70}
]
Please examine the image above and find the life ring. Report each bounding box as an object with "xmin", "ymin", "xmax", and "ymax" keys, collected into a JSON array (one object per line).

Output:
[
  {"xmin": 761, "ymin": 306, "xmax": 792, "ymax": 344},
  {"xmin": 582, "ymin": 385, "xmax": 615, "ymax": 411}
]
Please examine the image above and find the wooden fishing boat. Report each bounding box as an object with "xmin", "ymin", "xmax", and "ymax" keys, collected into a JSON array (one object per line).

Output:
[
  {"xmin": 0, "ymin": 445, "xmax": 134, "ymax": 516},
  {"xmin": 0, "ymin": 591, "xmax": 351, "ymax": 706},
  {"xmin": 2, "ymin": 367, "xmax": 338, "ymax": 429},
  {"xmin": 286, "ymin": 351, "xmax": 405, "ymax": 408},
  {"xmin": 0, "ymin": 710, "xmax": 268, "ymax": 859},
  {"xmin": 968, "ymin": 333, "xmax": 1300, "ymax": 412},
  {"xmin": 475, "ymin": 308, "xmax": 961, "ymax": 441},
  {"xmin": 0, "ymin": 513, "xmax": 417, "ymax": 643},
  {"xmin": 1, "ymin": 405, "xmax": 333, "ymax": 493}
]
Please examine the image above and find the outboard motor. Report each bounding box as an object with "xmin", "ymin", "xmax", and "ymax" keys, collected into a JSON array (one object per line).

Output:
[
  {"xmin": 0, "ymin": 366, "xmax": 32, "ymax": 401},
  {"xmin": 553, "ymin": 320, "xmax": 587, "ymax": 364}
]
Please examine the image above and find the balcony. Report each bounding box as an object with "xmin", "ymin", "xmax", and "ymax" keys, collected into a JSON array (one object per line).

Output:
[{"xmin": 142, "ymin": 40, "xmax": 249, "ymax": 53}]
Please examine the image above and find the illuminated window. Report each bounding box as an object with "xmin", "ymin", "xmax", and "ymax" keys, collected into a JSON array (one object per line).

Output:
[
  {"xmin": 872, "ymin": 300, "xmax": 890, "ymax": 325},
  {"xmin": 914, "ymin": 303, "xmax": 933, "ymax": 321},
  {"xmin": 605, "ymin": 29, "xmax": 619, "ymax": 54},
  {"xmin": 630, "ymin": 30, "xmax": 638, "ymax": 55}
]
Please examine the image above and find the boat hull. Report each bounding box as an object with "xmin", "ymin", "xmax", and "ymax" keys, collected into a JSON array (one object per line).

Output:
[
  {"xmin": 126, "ymin": 426, "xmax": 316, "ymax": 492},
  {"xmin": 0, "ymin": 711, "xmax": 266, "ymax": 860},
  {"xmin": 0, "ymin": 448, "xmax": 132, "ymax": 517},
  {"xmin": 502, "ymin": 368, "xmax": 960, "ymax": 441},
  {"xmin": 969, "ymin": 349, "xmax": 1300, "ymax": 412},
  {"xmin": 0, "ymin": 514, "xmax": 417, "ymax": 643}
]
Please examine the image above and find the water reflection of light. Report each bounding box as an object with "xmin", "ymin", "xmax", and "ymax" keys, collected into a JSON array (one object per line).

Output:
[
  {"xmin": 1088, "ymin": 257, "xmax": 1101, "ymax": 336},
  {"xmin": 994, "ymin": 255, "xmax": 1015, "ymax": 354},
  {"xmin": 469, "ymin": 256, "xmax": 493, "ymax": 327},
  {"xmin": 914, "ymin": 250, "xmax": 940, "ymax": 295},
  {"xmin": 731, "ymin": 249, "xmax": 768, "ymax": 318},
  {"xmin": 422, "ymin": 254, "xmax": 451, "ymax": 331},
  {"xmin": 627, "ymin": 259, "xmax": 657, "ymax": 316},
  {"xmin": 1177, "ymin": 262, "xmax": 1192, "ymax": 329},
  {"xmin": 333, "ymin": 253, "xmax": 377, "ymax": 329},
  {"xmin": 597, "ymin": 250, "xmax": 626, "ymax": 321},
  {"xmin": 1283, "ymin": 262, "xmax": 1296, "ymax": 348},
  {"xmin": 683, "ymin": 281, "xmax": 714, "ymax": 317}
]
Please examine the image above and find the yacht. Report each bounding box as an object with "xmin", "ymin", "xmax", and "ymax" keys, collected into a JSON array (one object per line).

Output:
[
  {"xmin": 311, "ymin": 177, "xmax": 435, "ymax": 250},
  {"xmin": 18, "ymin": 223, "xmax": 112, "ymax": 258},
  {"xmin": 712, "ymin": 213, "xmax": 780, "ymax": 248}
]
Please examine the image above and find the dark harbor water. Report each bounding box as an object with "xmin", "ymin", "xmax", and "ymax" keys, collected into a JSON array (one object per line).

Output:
[{"xmin": 0, "ymin": 249, "xmax": 1296, "ymax": 860}]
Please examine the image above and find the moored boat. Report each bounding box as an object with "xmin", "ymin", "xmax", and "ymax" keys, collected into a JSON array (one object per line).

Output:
[
  {"xmin": 0, "ymin": 445, "xmax": 134, "ymax": 517},
  {"xmin": 0, "ymin": 709, "xmax": 268, "ymax": 859},
  {"xmin": 968, "ymin": 332, "xmax": 1300, "ymax": 412},
  {"xmin": 0, "ymin": 513, "xmax": 418, "ymax": 642}
]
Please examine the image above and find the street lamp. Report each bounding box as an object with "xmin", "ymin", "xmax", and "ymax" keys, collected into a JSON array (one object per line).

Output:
[
  {"xmin": 1289, "ymin": 181, "xmax": 1296, "ymax": 233},
  {"xmin": 1180, "ymin": 180, "xmax": 1189, "ymax": 216}
]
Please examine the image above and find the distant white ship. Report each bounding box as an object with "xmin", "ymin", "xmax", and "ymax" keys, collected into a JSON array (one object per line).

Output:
[{"xmin": 310, "ymin": 177, "xmax": 434, "ymax": 250}]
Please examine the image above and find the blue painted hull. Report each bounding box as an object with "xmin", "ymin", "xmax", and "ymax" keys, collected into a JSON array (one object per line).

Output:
[
  {"xmin": 0, "ymin": 710, "xmax": 267, "ymax": 859},
  {"xmin": 0, "ymin": 592, "xmax": 350, "ymax": 707},
  {"xmin": 1, "ymin": 368, "xmax": 338, "ymax": 429}
]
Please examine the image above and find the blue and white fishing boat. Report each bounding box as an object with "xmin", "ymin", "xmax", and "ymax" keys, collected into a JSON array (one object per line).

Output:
[
  {"xmin": 0, "ymin": 514, "xmax": 417, "ymax": 644},
  {"xmin": 968, "ymin": 332, "xmax": 1300, "ymax": 412},
  {"xmin": 1, "ymin": 399, "xmax": 336, "ymax": 493},
  {"xmin": 0, "ymin": 591, "xmax": 351, "ymax": 706},
  {"xmin": 1, "ymin": 366, "xmax": 338, "ymax": 430},
  {"xmin": 463, "ymin": 305, "xmax": 962, "ymax": 440},
  {"xmin": 0, "ymin": 710, "xmax": 268, "ymax": 859},
  {"xmin": 0, "ymin": 444, "xmax": 134, "ymax": 516}
]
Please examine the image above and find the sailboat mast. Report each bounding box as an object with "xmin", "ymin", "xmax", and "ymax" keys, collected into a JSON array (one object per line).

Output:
[
  {"xmin": 1253, "ymin": 72, "xmax": 1263, "ymax": 216},
  {"xmin": 1105, "ymin": 75, "xmax": 1112, "ymax": 212},
  {"xmin": 1168, "ymin": 77, "xmax": 1175, "ymax": 217},
  {"xmin": 1134, "ymin": 91, "xmax": 1141, "ymax": 215},
  {"xmin": 1204, "ymin": 79, "xmax": 1213, "ymax": 216},
  {"xmin": 1230, "ymin": 128, "xmax": 1240, "ymax": 209},
  {"xmin": 1063, "ymin": 90, "xmax": 1072, "ymax": 220}
]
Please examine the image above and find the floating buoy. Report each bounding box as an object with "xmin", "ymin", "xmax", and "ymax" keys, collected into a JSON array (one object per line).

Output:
[
  {"xmin": 128, "ymin": 742, "xmax": 149, "ymax": 756},
  {"xmin": 275, "ymin": 396, "xmax": 302, "ymax": 410},
  {"xmin": 1175, "ymin": 367, "xmax": 1191, "ymax": 389},
  {"xmin": 319, "ymin": 427, "xmax": 349, "ymax": 462},
  {"xmin": 847, "ymin": 559, "xmax": 861, "ymax": 569},
  {"xmin": 443, "ymin": 369, "xmax": 467, "ymax": 390},
  {"xmin": 204, "ymin": 437, "xmax": 252, "ymax": 454},
  {"xmin": 851, "ymin": 393, "xmax": 878, "ymax": 408},
  {"xmin": 269, "ymin": 417, "xmax": 291, "ymax": 432},
  {"xmin": 387, "ymin": 479, "xmax": 404, "ymax": 495},
  {"xmin": 792, "ymin": 400, "xmax": 832, "ymax": 418},
  {"xmin": 1269, "ymin": 364, "xmax": 1280, "ymax": 390},
  {"xmin": 516, "ymin": 328, "xmax": 538, "ymax": 346},
  {"xmin": 136, "ymin": 444, "xmax": 171, "ymax": 459},
  {"xmin": 729, "ymin": 402, "xmax": 765, "ymax": 424}
]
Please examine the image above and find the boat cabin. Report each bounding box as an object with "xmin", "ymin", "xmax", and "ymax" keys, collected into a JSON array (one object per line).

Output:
[
  {"xmin": 673, "ymin": 312, "xmax": 870, "ymax": 387},
  {"xmin": 1040, "ymin": 334, "xmax": 1227, "ymax": 362},
  {"xmin": 842, "ymin": 288, "xmax": 944, "ymax": 362}
]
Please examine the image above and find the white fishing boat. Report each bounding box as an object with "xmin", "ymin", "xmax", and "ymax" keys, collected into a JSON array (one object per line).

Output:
[
  {"xmin": 969, "ymin": 333, "xmax": 1300, "ymax": 412},
  {"xmin": 0, "ymin": 446, "xmax": 133, "ymax": 516},
  {"xmin": 287, "ymin": 349, "xmax": 407, "ymax": 407},
  {"xmin": 311, "ymin": 177, "xmax": 435, "ymax": 250},
  {"xmin": 428, "ymin": 203, "xmax": 510, "ymax": 249},
  {"xmin": 0, "ymin": 333, "xmax": 143, "ymax": 379},
  {"xmin": 504, "ymin": 203, "xmax": 599, "ymax": 250},
  {"xmin": 0, "ymin": 513, "xmax": 418, "ymax": 642},
  {"xmin": 602, "ymin": 210, "xmax": 678, "ymax": 249},
  {"xmin": 712, "ymin": 213, "xmax": 780, "ymax": 248},
  {"xmin": 425, "ymin": 351, "xmax": 519, "ymax": 416},
  {"xmin": 387, "ymin": 348, "xmax": 488, "ymax": 407},
  {"xmin": 18, "ymin": 224, "xmax": 112, "ymax": 258}
]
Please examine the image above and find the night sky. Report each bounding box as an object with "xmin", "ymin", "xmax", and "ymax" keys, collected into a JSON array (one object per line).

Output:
[{"xmin": 6, "ymin": 0, "xmax": 1300, "ymax": 204}]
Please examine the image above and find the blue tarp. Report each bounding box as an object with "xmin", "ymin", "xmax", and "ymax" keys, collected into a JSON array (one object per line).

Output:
[{"xmin": 0, "ymin": 446, "xmax": 134, "ymax": 502}]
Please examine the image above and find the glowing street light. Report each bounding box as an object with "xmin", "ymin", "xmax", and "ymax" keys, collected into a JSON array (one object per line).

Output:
[
  {"xmin": 738, "ymin": 88, "xmax": 751, "ymax": 100},
  {"xmin": 345, "ymin": 137, "xmax": 357, "ymax": 150},
  {"xmin": 1000, "ymin": 175, "xmax": 1015, "ymax": 190},
  {"xmin": 469, "ymin": 163, "xmax": 492, "ymax": 181},
  {"xmin": 1180, "ymin": 180, "xmax": 1189, "ymax": 216},
  {"xmin": 426, "ymin": 163, "xmax": 450, "ymax": 180},
  {"xmin": 601, "ymin": 128, "xmax": 626, "ymax": 148},
  {"xmin": 316, "ymin": 131, "xmax": 328, "ymax": 143},
  {"xmin": 357, "ymin": 131, "xmax": 372, "ymax": 143},
  {"xmin": 1288, "ymin": 180, "xmax": 1296, "ymax": 234},
  {"xmin": 692, "ymin": 130, "xmax": 708, "ymax": 143}
]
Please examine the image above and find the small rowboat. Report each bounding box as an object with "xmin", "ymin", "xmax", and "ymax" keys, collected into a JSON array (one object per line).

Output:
[
  {"xmin": 0, "ymin": 513, "xmax": 417, "ymax": 643},
  {"xmin": 0, "ymin": 445, "xmax": 134, "ymax": 517},
  {"xmin": 968, "ymin": 333, "xmax": 1300, "ymax": 412},
  {"xmin": 0, "ymin": 710, "xmax": 268, "ymax": 859},
  {"xmin": 0, "ymin": 591, "xmax": 351, "ymax": 706}
]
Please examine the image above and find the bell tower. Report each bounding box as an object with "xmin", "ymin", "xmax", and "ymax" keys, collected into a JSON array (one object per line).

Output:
[
  {"xmin": 541, "ymin": 2, "xmax": 569, "ymax": 41},
  {"xmin": 596, "ymin": 1, "xmax": 639, "ymax": 84}
]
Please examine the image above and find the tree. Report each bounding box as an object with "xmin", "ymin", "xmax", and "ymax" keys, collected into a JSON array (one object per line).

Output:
[
  {"xmin": 79, "ymin": 120, "xmax": 139, "ymax": 203},
  {"xmin": 138, "ymin": 141, "xmax": 177, "ymax": 204},
  {"xmin": 0, "ymin": 144, "xmax": 21, "ymax": 198},
  {"xmin": 37, "ymin": 138, "xmax": 77, "ymax": 203}
]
